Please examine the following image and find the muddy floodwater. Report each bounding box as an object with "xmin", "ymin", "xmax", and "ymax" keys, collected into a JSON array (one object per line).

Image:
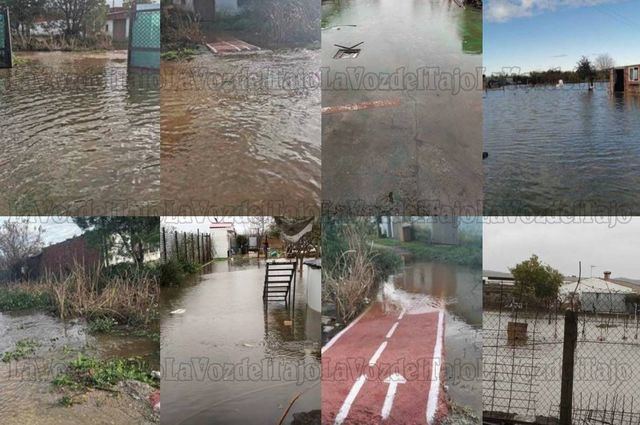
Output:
[
  {"xmin": 161, "ymin": 49, "xmax": 321, "ymax": 214},
  {"xmin": 385, "ymin": 260, "xmax": 482, "ymax": 417},
  {"xmin": 0, "ymin": 310, "xmax": 159, "ymax": 425},
  {"xmin": 322, "ymin": 0, "xmax": 483, "ymax": 214},
  {"xmin": 0, "ymin": 52, "xmax": 160, "ymax": 215},
  {"xmin": 161, "ymin": 260, "xmax": 321, "ymax": 424},
  {"xmin": 484, "ymin": 84, "xmax": 640, "ymax": 215}
]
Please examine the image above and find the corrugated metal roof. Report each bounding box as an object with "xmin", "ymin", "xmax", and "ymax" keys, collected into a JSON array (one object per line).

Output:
[{"xmin": 559, "ymin": 277, "xmax": 634, "ymax": 295}]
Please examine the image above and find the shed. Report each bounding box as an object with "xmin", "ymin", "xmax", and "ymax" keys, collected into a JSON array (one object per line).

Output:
[{"xmin": 610, "ymin": 64, "xmax": 640, "ymax": 94}]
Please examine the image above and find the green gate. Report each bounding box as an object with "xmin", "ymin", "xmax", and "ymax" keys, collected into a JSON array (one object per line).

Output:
[
  {"xmin": 0, "ymin": 6, "xmax": 12, "ymax": 68},
  {"xmin": 128, "ymin": 2, "xmax": 160, "ymax": 70}
]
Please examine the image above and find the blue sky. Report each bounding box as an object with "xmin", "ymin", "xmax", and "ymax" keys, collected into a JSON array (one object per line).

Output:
[{"xmin": 484, "ymin": 0, "xmax": 640, "ymax": 75}]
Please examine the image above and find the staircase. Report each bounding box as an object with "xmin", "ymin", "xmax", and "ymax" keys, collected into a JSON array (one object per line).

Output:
[{"xmin": 263, "ymin": 261, "xmax": 297, "ymax": 303}]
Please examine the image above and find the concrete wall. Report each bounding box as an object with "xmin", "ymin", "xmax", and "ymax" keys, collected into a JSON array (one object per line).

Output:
[
  {"xmin": 211, "ymin": 228, "xmax": 232, "ymax": 258},
  {"xmin": 105, "ymin": 18, "xmax": 130, "ymax": 41},
  {"xmin": 580, "ymin": 292, "xmax": 629, "ymax": 313}
]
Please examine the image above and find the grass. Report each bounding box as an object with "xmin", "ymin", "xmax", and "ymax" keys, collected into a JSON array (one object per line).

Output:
[
  {"xmin": 53, "ymin": 354, "xmax": 157, "ymax": 392},
  {"xmin": 0, "ymin": 287, "xmax": 53, "ymax": 311},
  {"xmin": 2, "ymin": 339, "xmax": 40, "ymax": 363},
  {"xmin": 160, "ymin": 259, "xmax": 200, "ymax": 286},
  {"xmin": 87, "ymin": 317, "xmax": 117, "ymax": 334},
  {"xmin": 374, "ymin": 238, "xmax": 482, "ymax": 267},
  {"xmin": 161, "ymin": 48, "xmax": 198, "ymax": 61}
]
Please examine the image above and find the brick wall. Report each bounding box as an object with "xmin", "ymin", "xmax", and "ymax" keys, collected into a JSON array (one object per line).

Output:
[{"xmin": 30, "ymin": 236, "xmax": 102, "ymax": 278}]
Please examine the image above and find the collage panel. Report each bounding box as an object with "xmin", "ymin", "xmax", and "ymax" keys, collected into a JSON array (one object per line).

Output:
[
  {"xmin": 0, "ymin": 216, "xmax": 160, "ymax": 425},
  {"xmin": 160, "ymin": 1, "xmax": 321, "ymax": 215},
  {"xmin": 483, "ymin": 217, "xmax": 640, "ymax": 424},
  {"xmin": 159, "ymin": 216, "xmax": 321, "ymax": 424},
  {"xmin": 321, "ymin": 1, "xmax": 483, "ymax": 215},
  {"xmin": 321, "ymin": 216, "xmax": 482, "ymax": 424},
  {"xmin": 483, "ymin": 1, "xmax": 640, "ymax": 216},
  {"xmin": 0, "ymin": 3, "xmax": 160, "ymax": 216}
]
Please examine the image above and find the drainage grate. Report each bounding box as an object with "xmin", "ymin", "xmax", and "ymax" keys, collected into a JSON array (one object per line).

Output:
[{"xmin": 333, "ymin": 42, "xmax": 363, "ymax": 59}]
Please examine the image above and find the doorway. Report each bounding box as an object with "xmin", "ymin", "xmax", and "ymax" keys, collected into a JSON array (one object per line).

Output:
[{"xmin": 614, "ymin": 68, "xmax": 625, "ymax": 92}]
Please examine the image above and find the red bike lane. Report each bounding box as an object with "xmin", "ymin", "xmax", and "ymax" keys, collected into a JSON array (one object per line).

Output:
[{"xmin": 322, "ymin": 302, "xmax": 446, "ymax": 425}]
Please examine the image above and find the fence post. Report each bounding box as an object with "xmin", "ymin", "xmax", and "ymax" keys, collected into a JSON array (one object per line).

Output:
[
  {"xmin": 559, "ymin": 310, "xmax": 578, "ymax": 425},
  {"xmin": 183, "ymin": 233, "xmax": 188, "ymax": 262},
  {"xmin": 197, "ymin": 230, "xmax": 201, "ymax": 263},
  {"xmin": 162, "ymin": 227, "xmax": 167, "ymax": 262},
  {"xmin": 174, "ymin": 231, "xmax": 179, "ymax": 261}
]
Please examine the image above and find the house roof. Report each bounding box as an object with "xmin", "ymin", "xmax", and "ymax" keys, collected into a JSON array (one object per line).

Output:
[
  {"xmin": 483, "ymin": 270, "xmax": 514, "ymax": 280},
  {"xmin": 559, "ymin": 277, "xmax": 634, "ymax": 295}
]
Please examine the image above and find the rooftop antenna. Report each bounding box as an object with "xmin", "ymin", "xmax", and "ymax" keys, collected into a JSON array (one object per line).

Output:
[{"xmin": 590, "ymin": 265, "xmax": 597, "ymax": 278}]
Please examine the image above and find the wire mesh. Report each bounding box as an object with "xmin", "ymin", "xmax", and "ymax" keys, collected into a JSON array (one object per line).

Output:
[
  {"xmin": 128, "ymin": 4, "xmax": 160, "ymax": 70},
  {"xmin": 483, "ymin": 283, "xmax": 640, "ymax": 424}
]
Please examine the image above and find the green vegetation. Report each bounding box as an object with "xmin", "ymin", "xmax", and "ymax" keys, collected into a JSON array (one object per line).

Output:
[
  {"xmin": 374, "ymin": 238, "xmax": 482, "ymax": 267},
  {"xmin": 510, "ymin": 255, "xmax": 563, "ymax": 305},
  {"xmin": 53, "ymin": 354, "xmax": 157, "ymax": 392},
  {"xmin": 161, "ymin": 48, "xmax": 198, "ymax": 61},
  {"xmin": 2, "ymin": 339, "xmax": 40, "ymax": 362},
  {"xmin": 160, "ymin": 259, "xmax": 200, "ymax": 287},
  {"xmin": 87, "ymin": 317, "xmax": 117, "ymax": 334},
  {"xmin": 0, "ymin": 287, "xmax": 53, "ymax": 311}
]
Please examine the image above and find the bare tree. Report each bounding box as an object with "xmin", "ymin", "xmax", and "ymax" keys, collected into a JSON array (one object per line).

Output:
[
  {"xmin": 595, "ymin": 53, "xmax": 615, "ymax": 71},
  {"xmin": 51, "ymin": 0, "xmax": 104, "ymax": 36},
  {"xmin": 0, "ymin": 220, "xmax": 44, "ymax": 277}
]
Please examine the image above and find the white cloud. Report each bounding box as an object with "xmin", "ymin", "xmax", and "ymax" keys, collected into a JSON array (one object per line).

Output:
[{"xmin": 486, "ymin": 0, "xmax": 622, "ymax": 22}]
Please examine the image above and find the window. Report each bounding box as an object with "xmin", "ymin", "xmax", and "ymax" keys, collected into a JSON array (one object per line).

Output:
[{"xmin": 631, "ymin": 67, "xmax": 639, "ymax": 82}]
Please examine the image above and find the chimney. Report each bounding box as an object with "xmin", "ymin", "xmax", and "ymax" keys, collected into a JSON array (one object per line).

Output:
[{"xmin": 603, "ymin": 271, "xmax": 611, "ymax": 281}]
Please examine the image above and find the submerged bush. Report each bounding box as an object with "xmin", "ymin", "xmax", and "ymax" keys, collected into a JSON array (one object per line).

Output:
[
  {"xmin": 54, "ymin": 354, "xmax": 156, "ymax": 390},
  {"xmin": 2, "ymin": 339, "xmax": 40, "ymax": 363},
  {"xmin": 0, "ymin": 287, "xmax": 52, "ymax": 311}
]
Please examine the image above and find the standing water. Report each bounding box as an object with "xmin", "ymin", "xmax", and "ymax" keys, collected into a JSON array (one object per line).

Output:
[
  {"xmin": 0, "ymin": 310, "xmax": 159, "ymax": 425},
  {"xmin": 161, "ymin": 49, "xmax": 321, "ymax": 213},
  {"xmin": 161, "ymin": 260, "xmax": 321, "ymax": 424},
  {"xmin": 385, "ymin": 260, "xmax": 482, "ymax": 417},
  {"xmin": 484, "ymin": 84, "xmax": 640, "ymax": 215},
  {"xmin": 0, "ymin": 52, "xmax": 160, "ymax": 215},
  {"xmin": 322, "ymin": 0, "xmax": 483, "ymax": 212}
]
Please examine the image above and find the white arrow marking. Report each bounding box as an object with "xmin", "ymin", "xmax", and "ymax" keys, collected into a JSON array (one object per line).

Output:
[
  {"xmin": 334, "ymin": 374, "xmax": 367, "ymax": 425},
  {"xmin": 385, "ymin": 322, "xmax": 399, "ymax": 339},
  {"xmin": 381, "ymin": 373, "xmax": 407, "ymax": 420},
  {"xmin": 368, "ymin": 341, "xmax": 387, "ymax": 366}
]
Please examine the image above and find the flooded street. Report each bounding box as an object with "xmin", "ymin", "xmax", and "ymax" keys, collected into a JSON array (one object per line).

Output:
[
  {"xmin": 484, "ymin": 84, "xmax": 640, "ymax": 215},
  {"xmin": 0, "ymin": 309, "xmax": 159, "ymax": 425},
  {"xmin": 386, "ymin": 260, "xmax": 482, "ymax": 415},
  {"xmin": 161, "ymin": 260, "xmax": 321, "ymax": 424},
  {"xmin": 0, "ymin": 51, "xmax": 160, "ymax": 215},
  {"xmin": 322, "ymin": 0, "xmax": 483, "ymax": 213},
  {"xmin": 161, "ymin": 49, "xmax": 321, "ymax": 214}
]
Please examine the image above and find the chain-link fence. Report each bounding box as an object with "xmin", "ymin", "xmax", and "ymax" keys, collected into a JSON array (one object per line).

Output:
[
  {"xmin": 128, "ymin": 2, "xmax": 160, "ymax": 70},
  {"xmin": 161, "ymin": 227, "xmax": 212, "ymax": 265},
  {"xmin": 484, "ymin": 283, "xmax": 640, "ymax": 424},
  {"xmin": 0, "ymin": 6, "xmax": 12, "ymax": 68}
]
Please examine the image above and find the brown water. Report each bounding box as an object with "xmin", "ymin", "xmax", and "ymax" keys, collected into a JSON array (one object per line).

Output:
[
  {"xmin": 322, "ymin": 0, "xmax": 483, "ymax": 214},
  {"xmin": 385, "ymin": 260, "xmax": 482, "ymax": 416},
  {"xmin": 0, "ymin": 309, "xmax": 159, "ymax": 425},
  {"xmin": 161, "ymin": 260, "xmax": 321, "ymax": 424},
  {"xmin": 161, "ymin": 49, "xmax": 321, "ymax": 215},
  {"xmin": 0, "ymin": 52, "xmax": 160, "ymax": 216}
]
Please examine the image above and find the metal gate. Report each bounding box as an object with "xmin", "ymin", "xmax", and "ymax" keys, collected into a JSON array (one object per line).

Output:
[
  {"xmin": 128, "ymin": 2, "xmax": 160, "ymax": 70},
  {"xmin": 0, "ymin": 6, "xmax": 12, "ymax": 68}
]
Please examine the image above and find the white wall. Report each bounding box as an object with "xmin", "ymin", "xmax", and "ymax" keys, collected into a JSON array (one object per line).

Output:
[
  {"xmin": 104, "ymin": 18, "xmax": 130, "ymax": 39},
  {"xmin": 211, "ymin": 229, "xmax": 231, "ymax": 258}
]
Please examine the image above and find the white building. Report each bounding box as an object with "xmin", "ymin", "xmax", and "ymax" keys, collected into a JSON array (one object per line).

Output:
[
  {"xmin": 560, "ymin": 272, "xmax": 637, "ymax": 313},
  {"xmin": 210, "ymin": 222, "xmax": 235, "ymax": 258},
  {"xmin": 105, "ymin": 8, "xmax": 130, "ymax": 43}
]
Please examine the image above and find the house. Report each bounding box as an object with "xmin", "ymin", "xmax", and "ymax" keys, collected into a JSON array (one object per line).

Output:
[
  {"xmin": 31, "ymin": 17, "xmax": 65, "ymax": 36},
  {"xmin": 483, "ymin": 270, "xmax": 516, "ymax": 307},
  {"xmin": 172, "ymin": 0, "xmax": 245, "ymax": 21},
  {"xmin": 105, "ymin": 7, "xmax": 129, "ymax": 43},
  {"xmin": 379, "ymin": 217, "xmax": 459, "ymax": 244},
  {"xmin": 25, "ymin": 235, "xmax": 102, "ymax": 280},
  {"xmin": 210, "ymin": 222, "xmax": 236, "ymax": 258},
  {"xmin": 610, "ymin": 64, "xmax": 640, "ymax": 94},
  {"xmin": 560, "ymin": 271, "xmax": 639, "ymax": 313}
]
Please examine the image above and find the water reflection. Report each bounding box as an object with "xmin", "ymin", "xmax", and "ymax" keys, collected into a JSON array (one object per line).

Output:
[
  {"xmin": 484, "ymin": 84, "xmax": 640, "ymax": 214},
  {"xmin": 160, "ymin": 261, "xmax": 320, "ymax": 424}
]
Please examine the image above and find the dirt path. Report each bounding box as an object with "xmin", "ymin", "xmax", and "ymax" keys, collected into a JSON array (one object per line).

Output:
[{"xmin": 322, "ymin": 303, "xmax": 446, "ymax": 424}]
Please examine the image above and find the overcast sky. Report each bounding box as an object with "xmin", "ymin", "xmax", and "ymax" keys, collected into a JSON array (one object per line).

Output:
[
  {"xmin": 0, "ymin": 217, "xmax": 82, "ymax": 246},
  {"xmin": 483, "ymin": 217, "xmax": 640, "ymax": 279},
  {"xmin": 161, "ymin": 217, "xmax": 273, "ymax": 235}
]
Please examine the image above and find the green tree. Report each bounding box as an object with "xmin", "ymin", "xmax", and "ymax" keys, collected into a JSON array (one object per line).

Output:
[
  {"xmin": 1, "ymin": 0, "xmax": 48, "ymax": 37},
  {"xmin": 576, "ymin": 56, "xmax": 595, "ymax": 85},
  {"xmin": 73, "ymin": 217, "xmax": 159, "ymax": 266},
  {"xmin": 510, "ymin": 255, "xmax": 563, "ymax": 305}
]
